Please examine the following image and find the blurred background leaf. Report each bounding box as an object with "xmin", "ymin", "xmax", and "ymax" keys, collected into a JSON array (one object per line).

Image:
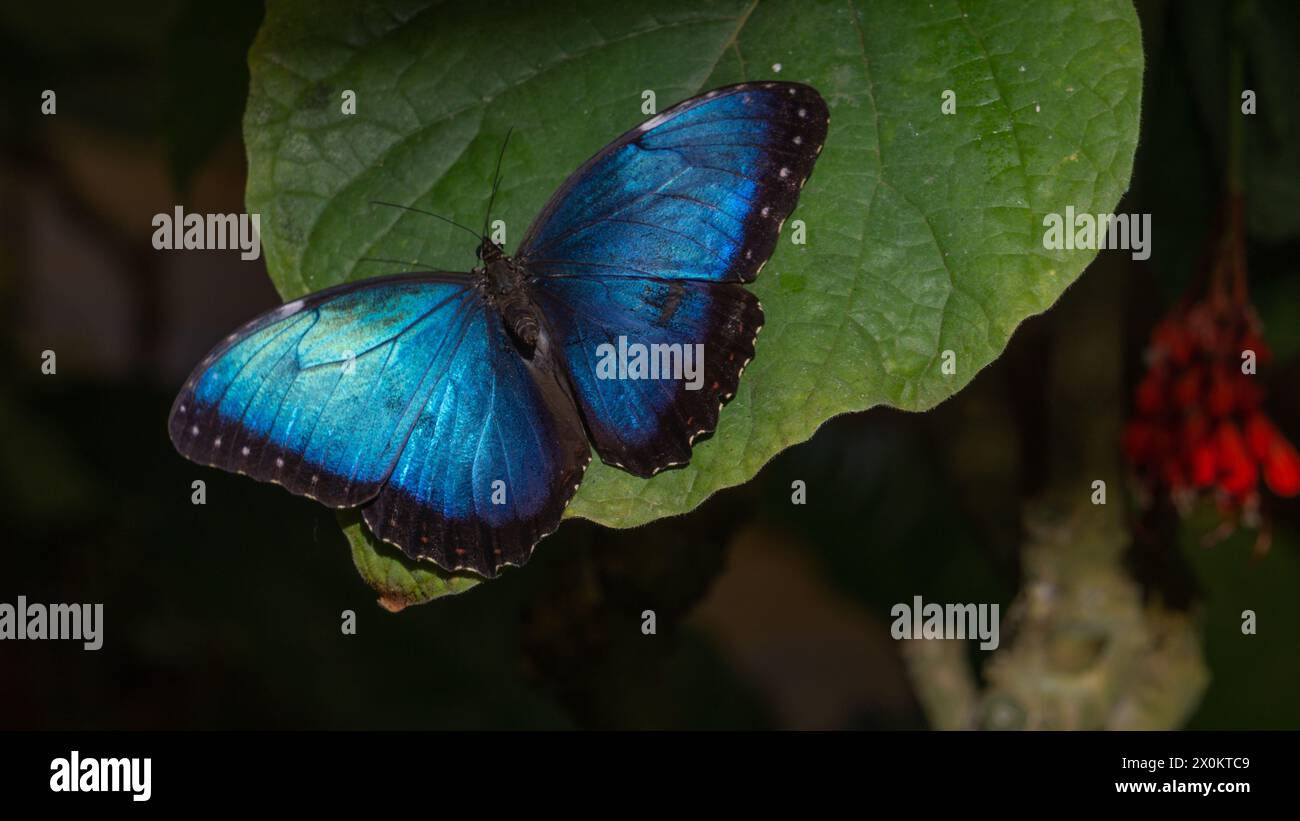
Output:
[
  {"xmin": 163, "ymin": 1, "xmax": 263, "ymax": 193},
  {"xmin": 1182, "ymin": 516, "xmax": 1300, "ymax": 729}
]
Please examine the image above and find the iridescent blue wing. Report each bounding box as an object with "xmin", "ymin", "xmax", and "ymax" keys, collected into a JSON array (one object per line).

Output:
[
  {"xmin": 169, "ymin": 274, "xmax": 478, "ymax": 507},
  {"xmin": 169, "ymin": 274, "xmax": 591, "ymax": 577},
  {"xmin": 531, "ymin": 277, "xmax": 762, "ymax": 476},
  {"xmin": 518, "ymin": 82, "xmax": 827, "ymax": 475},
  {"xmin": 361, "ymin": 307, "xmax": 590, "ymax": 577},
  {"xmin": 518, "ymin": 82, "xmax": 827, "ymax": 284}
]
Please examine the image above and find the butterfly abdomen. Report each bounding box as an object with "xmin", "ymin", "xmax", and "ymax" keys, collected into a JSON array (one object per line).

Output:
[{"xmin": 481, "ymin": 254, "xmax": 541, "ymax": 350}]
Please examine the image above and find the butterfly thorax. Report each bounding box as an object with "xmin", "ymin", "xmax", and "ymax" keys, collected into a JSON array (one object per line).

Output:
[{"xmin": 477, "ymin": 238, "xmax": 540, "ymax": 351}]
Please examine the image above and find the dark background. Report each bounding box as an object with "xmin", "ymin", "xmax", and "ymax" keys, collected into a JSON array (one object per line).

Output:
[{"xmin": 1, "ymin": 0, "xmax": 1297, "ymax": 730}]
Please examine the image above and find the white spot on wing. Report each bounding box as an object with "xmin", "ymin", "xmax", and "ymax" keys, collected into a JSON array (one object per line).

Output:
[
  {"xmin": 637, "ymin": 111, "xmax": 673, "ymax": 132},
  {"xmin": 275, "ymin": 299, "xmax": 305, "ymax": 318}
]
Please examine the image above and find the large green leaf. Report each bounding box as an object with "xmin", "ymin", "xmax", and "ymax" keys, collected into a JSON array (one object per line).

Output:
[{"xmin": 245, "ymin": 0, "xmax": 1143, "ymax": 602}]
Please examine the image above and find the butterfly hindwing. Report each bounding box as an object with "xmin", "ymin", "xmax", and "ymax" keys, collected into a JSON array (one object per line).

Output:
[
  {"xmin": 169, "ymin": 274, "xmax": 477, "ymax": 507},
  {"xmin": 520, "ymin": 82, "xmax": 826, "ymax": 475},
  {"xmin": 361, "ymin": 305, "xmax": 590, "ymax": 577},
  {"xmin": 532, "ymin": 277, "xmax": 762, "ymax": 476}
]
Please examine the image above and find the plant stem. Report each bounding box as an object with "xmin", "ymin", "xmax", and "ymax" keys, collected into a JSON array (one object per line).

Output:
[{"xmin": 1225, "ymin": 0, "xmax": 1248, "ymax": 304}]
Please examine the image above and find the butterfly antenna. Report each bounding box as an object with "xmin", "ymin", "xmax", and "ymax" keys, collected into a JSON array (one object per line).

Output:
[
  {"xmin": 358, "ymin": 256, "xmax": 445, "ymax": 271},
  {"xmin": 368, "ymin": 200, "xmax": 482, "ymax": 242},
  {"xmin": 481, "ymin": 127, "xmax": 514, "ymax": 240}
]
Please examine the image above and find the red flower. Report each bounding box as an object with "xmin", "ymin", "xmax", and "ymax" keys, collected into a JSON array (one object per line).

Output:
[
  {"xmin": 1265, "ymin": 448, "xmax": 1300, "ymax": 497},
  {"xmin": 1215, "ymin": 422, "xmax": 1256, "ymax": 496},
  {"xmin": 1190, "ymin": 440, "xmax": 1217, "ymax": 487},
  {"xmin": 1123, "ymin": 295, "xmax": 1298, "ymax": 525}
]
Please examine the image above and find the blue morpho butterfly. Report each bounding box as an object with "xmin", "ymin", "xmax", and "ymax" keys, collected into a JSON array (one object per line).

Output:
[{"xmin": 169, "ymin": 82, "xmax": 828, "ymax": 578}]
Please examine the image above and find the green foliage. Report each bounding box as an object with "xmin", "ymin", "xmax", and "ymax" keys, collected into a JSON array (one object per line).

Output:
[
  {"xmin": 245, "ymin": 0, "xmax": 1143, "ymax": 601},
  {"xmin": 1184, "ymin": 517, "xmax": 1300, "ymax": 729}
]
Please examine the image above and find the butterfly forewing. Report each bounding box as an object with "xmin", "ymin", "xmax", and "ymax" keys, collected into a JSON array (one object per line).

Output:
[
  {"xmin": 169, "ymin": 275, "xmax": 477, "ymax": 507},
  {"xmin": 519, "ymin": 82, "xmax": 828, "ymax": 283}
]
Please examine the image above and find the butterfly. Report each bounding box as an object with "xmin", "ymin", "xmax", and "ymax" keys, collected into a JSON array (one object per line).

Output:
[{"xmin": 169, "ymin": 82, "xmax": 829, "ymax": 578}]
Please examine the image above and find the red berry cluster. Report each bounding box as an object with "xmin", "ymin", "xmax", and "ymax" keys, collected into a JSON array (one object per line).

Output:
[{"xmin": 1124, "ymin": 297, "xmax": 1300, "ymax": 519}]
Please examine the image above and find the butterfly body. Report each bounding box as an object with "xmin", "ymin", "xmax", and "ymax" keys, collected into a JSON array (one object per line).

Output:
[
  {"xmin": 477, "ymin": 238, "xmax": 542, "ymax": 350},
  {"xmin": 171, "ymin": 82, "xmax": 828, "ymax": 578}
]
